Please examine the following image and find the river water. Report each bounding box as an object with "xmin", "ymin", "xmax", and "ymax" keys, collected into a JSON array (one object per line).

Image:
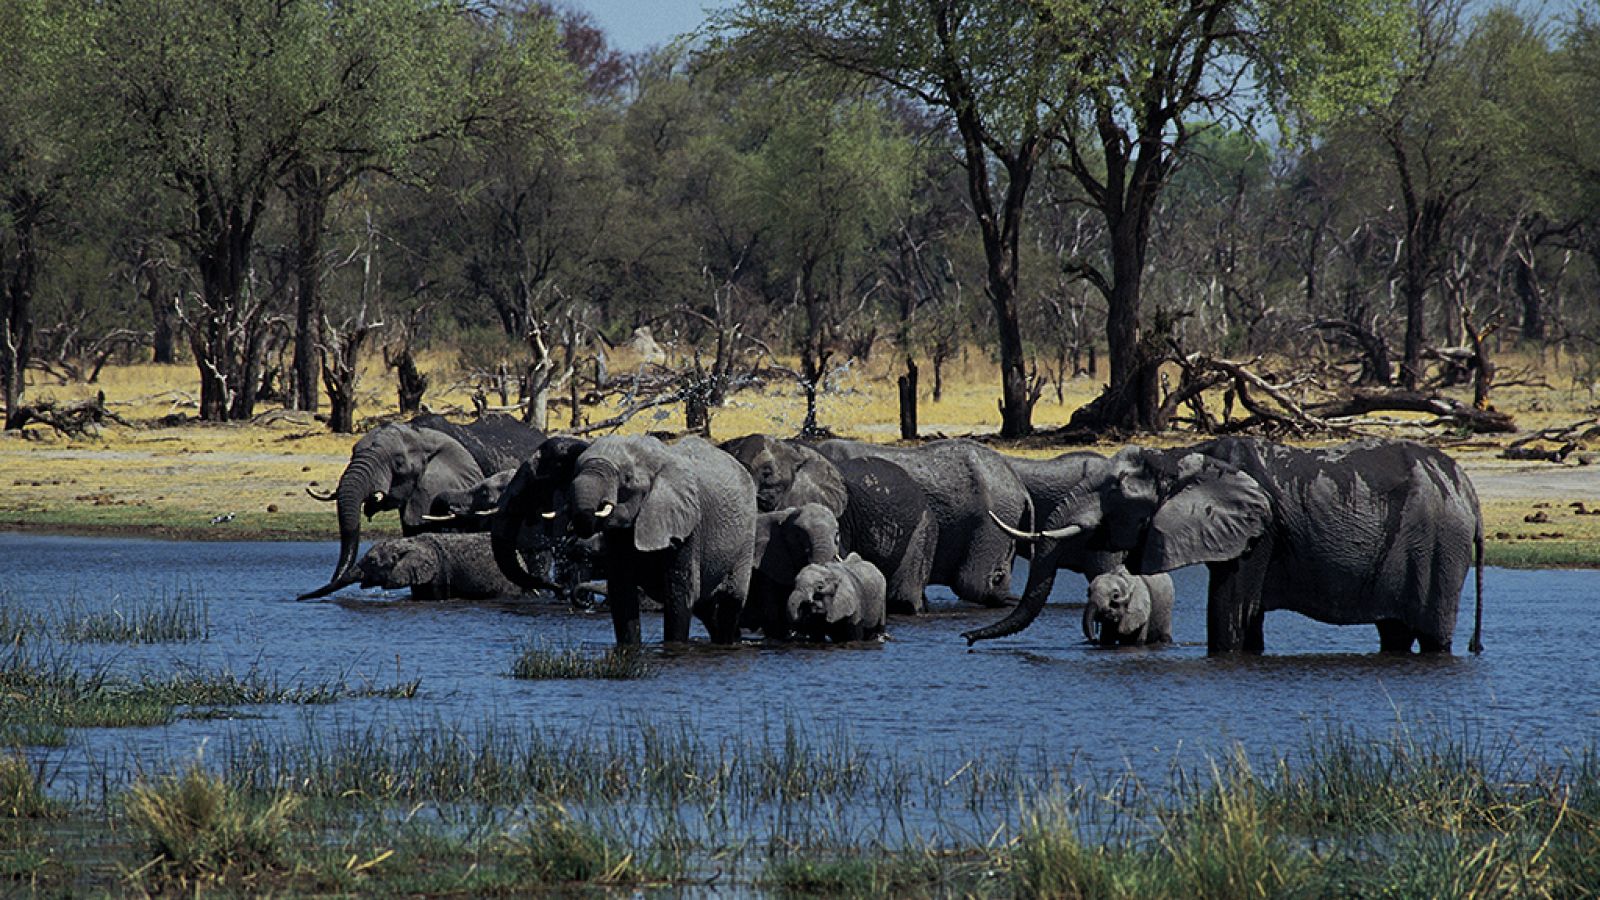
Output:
[{"xmin": 2, "ymin": 531, "xmax": 1597, "ymax": 807}]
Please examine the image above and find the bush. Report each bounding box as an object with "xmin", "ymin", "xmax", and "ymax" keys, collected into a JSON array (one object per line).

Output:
[{"xmin": 123, "ymin": 762, "xmax": 299, "ymax": 886}]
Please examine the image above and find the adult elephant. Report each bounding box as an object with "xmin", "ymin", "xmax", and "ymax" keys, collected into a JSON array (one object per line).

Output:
[
  {"xmin": 493, "ymin": 434, "xmax": 756, "ymax": 646},
  {"xmin": 967, "ymin": 437, "xmax": 1484, "ymax": 655},
  {"xmin": 301, "ymin": 414, "xmax": 544, "ymax": 600},
  {"xmin": 816, "ymin": 438, "xmax": 1030, "ymax": 607},
  {"xmin": 722, "ymin": 434, "xmax": 937, "ymax": 613},
  {"xmin": 1003, "ymin": 450, "xmax": 1126, "ymax": 578}
]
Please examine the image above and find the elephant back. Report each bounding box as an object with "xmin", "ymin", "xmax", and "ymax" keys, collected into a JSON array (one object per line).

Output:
[
  {"xmin": 411, "ymin": 413, "xmax": 546, "ymax": 477},
  {"xmin": 835, "ymin": 456, "xmax": 928, "ymax": 562}
]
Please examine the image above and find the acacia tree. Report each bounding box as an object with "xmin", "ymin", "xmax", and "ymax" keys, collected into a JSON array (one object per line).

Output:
[{"xmin": 714, "ymin": 1, "xmax": 1076, "ymax": 437}]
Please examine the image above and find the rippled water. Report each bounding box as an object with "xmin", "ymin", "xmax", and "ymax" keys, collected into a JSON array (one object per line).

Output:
[{"xmin": 3, "ymin": 531, "xmax": 1598, "ymax": 801}]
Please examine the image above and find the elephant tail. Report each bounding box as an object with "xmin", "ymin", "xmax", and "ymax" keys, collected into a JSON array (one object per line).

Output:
[{"xmin": 1468, "ymin": 519, "xmax": 1484, "ymax": 654}]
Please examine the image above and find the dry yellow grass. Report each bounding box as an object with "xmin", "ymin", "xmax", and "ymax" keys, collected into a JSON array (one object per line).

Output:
[{"xmin": 4, "ymin": 345, "xmax": 1600, "ymax": 563}]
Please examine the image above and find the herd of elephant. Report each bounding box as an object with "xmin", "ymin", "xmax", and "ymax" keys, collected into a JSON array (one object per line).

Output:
[{"xmin": 299, "ymin": 414, "xmax": 1486, "ymax": 656}]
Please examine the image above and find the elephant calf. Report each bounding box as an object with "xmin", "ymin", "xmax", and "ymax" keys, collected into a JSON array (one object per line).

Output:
[
  {"xmin": 1083, "ymin": 566, "xmax": 1174, "ymax": 646},
  {"xmin": 747, "ymin": 503, "xmax": 841, "ymax": 638},
  {"xmin": 357, "ymin": 533, "xmax": 530, "ymax": 601},
  {"xmin": 786, "ymin": 553, "xmax": 886, "ymax": 643}
]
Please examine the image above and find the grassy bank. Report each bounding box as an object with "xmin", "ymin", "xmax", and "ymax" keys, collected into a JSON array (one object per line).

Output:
[{"xmin": 2, "ymin": 721, "xmax": 1596, "ymax": 896}]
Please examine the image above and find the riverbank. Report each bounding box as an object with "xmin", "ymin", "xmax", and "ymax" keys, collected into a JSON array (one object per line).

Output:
[
  {"xmin": 3, "ymin": 424, "xmax": 1597, "ymax": 566},
  {"xmin": 4, "ymin": 355, "xmax": 1599, "ymax": 563}
]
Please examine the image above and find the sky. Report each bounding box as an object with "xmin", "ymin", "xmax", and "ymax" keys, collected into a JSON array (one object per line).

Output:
[{"xmin": 567, "ymin": 0, "xmax": 728, "ymax": 54}]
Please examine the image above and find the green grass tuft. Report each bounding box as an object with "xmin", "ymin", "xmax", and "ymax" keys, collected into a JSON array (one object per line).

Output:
[
  {"xmin": 0, "ymin": 752, "xmax": 55, "ymax": 820},
  {"xmin": 509, "ymin": 640, "xmax": 655, "ymax": 680},
  {"xmin": 54, "ymin": 593, "xmax": 209, "ymax": 644},
  {"xmin": 123, "ymin": 761, "xmax": 301, "ymax": 888},
  {"xmin": 501, "ymin": 803, "xmax": 656, "ymax": 885}
]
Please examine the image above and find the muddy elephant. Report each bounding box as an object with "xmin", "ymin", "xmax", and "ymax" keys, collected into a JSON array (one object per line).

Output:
[
  {"xmin": 722, "ymin": 434, "xmax": 936, "ymax": 613},
  {"xmin": 747, "ymin": 503, "xmax": 841, "ymax": 638},
  {"xmin": 1083, "ymin": 566, "xmax": 1174, "ymax": 646},
  {"xmin": 1003, "ymin": 451, "xmax": 1126, "ymax": 578},
  {"xmin": 355, "ymin": 533, "xmax": 527, "ymax": 601},
  {"xmin": 969, "ymin": 437, "xmax": 1484, "ymax": 655},
  {"xmin": 817, "ymin": 438, "xmax": 1030, "ymax": 607},
  {"xmin": 493, "ymin": 434, "xmax": 755, "ymax": 646},
  {"xmin": 301, "ymin": 413, "xmax": 543, "ymax": 599},
  {"xmin": 787, "ymin": 553, "xmax": 886, "ymax": 643}
]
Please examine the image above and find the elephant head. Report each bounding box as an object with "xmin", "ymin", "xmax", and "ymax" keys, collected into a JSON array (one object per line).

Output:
[
  {"xmin": 721, "ymin": 434, "xmax": 847, "ymax": 515},
  {"xmin": 300, "ymin": 423, "xmax": 483, "ymax": 600},
  {"xmin": 490, "ymin": 436, "xmax": 590, "ymax": 591},
  {"xmin": 427, "ymin": 470, "xmax": 515, "ymax": 523},
  {"xmin": 568, "ymin": 435, "xmax": 701, "ymax": 552},
  {"xmin": 787, "ymin": 554, "xmax": 863, "ymax": 628},
  {"xmin": 357, "ymin": 538, "xmax": 439, "ymax": 590},
  {"xmin": 755, "ymin": 503, "xmax": 841, "ymax": 581},
  {"xmin": 964, "ymin": 445, "xmax": 1270, "ymax": 644},
  {"xmin": 1083, "ymin": 567, "xmax": 1153, "ymax": 644}
]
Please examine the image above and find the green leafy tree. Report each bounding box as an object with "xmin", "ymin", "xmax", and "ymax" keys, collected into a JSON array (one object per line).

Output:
[
  {"xmin": 739, "ymin": 82, "xmax": 917, "ymax": 434},
  {"xmin": 1038, "ymin": 0, "xmax": 1410, "ymax": 430},
  {"xmin": 713, "ymin": 1, "xmax": 1077, "ymax": 437},
  {"xmin": 0, "ymin": 1, "xmax": 81, "ymax": 428}
]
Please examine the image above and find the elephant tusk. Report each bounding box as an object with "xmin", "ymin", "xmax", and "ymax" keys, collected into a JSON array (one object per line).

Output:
[
  {"xmin": 371, "ymin": 491, "xmax": 386, "ymax": 504},
  {"xmin": 420, "ymin": 513, "xmax": 457, "ymax": 522},
  {"xmin": 473, "ymin": 508, "xmax": 498, "ymax": 517},
  {"xmin": 540, "ymin": 510, "xmax": 558, "ymax": 520},
  {"xmin": 305, "ymin": 486, "xmax": 336, "ymax": 502},
  {"xmin": 594, "ymin": 502, "xmax": 614, "ymax": 519},
  {"xmin": 987, "ymin": 511, "xmax": 1084, "ymax": 542}
]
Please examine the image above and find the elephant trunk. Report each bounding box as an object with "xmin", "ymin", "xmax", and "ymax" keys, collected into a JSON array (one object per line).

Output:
[
  {"xmin": 490, "ymin": 488, "xmax": 556, "ymax": 592},
  {"xmin": 331, "ymin": 455, "xmax": 388, "ymax": 586},
  {"xmin": 1082, "ymin": 600, "xmax": 1100, "ymax": 642},
  {"xmin": 961, "ymin": 574, "xmax": 1051, "ymax": 646}
]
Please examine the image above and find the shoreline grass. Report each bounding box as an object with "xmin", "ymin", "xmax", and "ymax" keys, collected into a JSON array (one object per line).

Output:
[{"xmin": 2, "ymin": 721, "xmax": 1597, "ymax": 895}]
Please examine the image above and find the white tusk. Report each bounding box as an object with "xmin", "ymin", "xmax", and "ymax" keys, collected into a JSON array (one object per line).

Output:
[
  {"xmin": 474, "ymin": 508, "xmax": 498, "ymax": 517},
  {"xmin": 987, "ymin": 510, "xmax": 1083, "ymax": 542},
  {"xmin": 305, "ymin": 487, "xmax": 336, "ymax": 502},
  {"xmin": 540, "ymin": 510, "xmax": 557, "ymax": 520},
  {"xmin": 420, "ymin": 513, "xmax": 456, "ymax": 522},
  {"xmin": 371, "ymin": 491, "xmax": 386, "ymax": 504},
  {"xmin": 594, "ymin": 502, "xmax": 614, "ymax": 519}
]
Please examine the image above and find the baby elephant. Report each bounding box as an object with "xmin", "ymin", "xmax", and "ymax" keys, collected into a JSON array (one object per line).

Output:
[
  {"xmin": 786, "ymin": 553, "xmax": 886, "ymax": 643},
  {"xmin": 1083, "ymin": 566, "xmax": 1174, "ymax": 646},
  {"xmin": 357, "ymin": 533, "xmax": 529, "ymax": 601}
]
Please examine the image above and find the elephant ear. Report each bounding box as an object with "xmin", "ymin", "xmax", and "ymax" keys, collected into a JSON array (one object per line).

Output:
[
  {"xmin": 391, "ymin": 549, "xmax": 439, "ymax": 586},
  {"xmin": 825, "ymin": 568, "xmax": 859, "ymax": 625},
  {"xmin": 1142, "ymin": 453, "xmax": 1270, "ymax": 572},
  {"xmin": 636, "ymin": 461, "xmax": 700, "ymax": 552}
]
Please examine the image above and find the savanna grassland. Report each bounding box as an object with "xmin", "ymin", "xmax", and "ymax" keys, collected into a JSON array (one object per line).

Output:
[{"xmin": 3, "ymin": 348, "xmax": 1600, "ymax": 564}]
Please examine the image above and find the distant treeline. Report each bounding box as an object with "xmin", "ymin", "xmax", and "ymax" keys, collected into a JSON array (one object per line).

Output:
[{"xmin": 1, "ymin": 0, "xmax": 1596, "ymax": 435}]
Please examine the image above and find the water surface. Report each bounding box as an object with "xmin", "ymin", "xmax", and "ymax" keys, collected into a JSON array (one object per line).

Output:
[{"xmin": 2, "ymin": 532, "xmax": 1595, "ymax": 802}]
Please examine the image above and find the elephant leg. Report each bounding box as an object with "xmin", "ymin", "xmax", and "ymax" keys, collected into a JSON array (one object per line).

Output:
[
  {"xmin": 1206, "ymin": 549, "xmax": 1271, "ymax": 655},
  {"xmin": 663, "ymin": 551, "xmax": 698, "ymax": 644},
  {"xmin": 1376, "ymin": 619, "xmax": 1415, "ymax": 653},
  {"xmin": 609, "ymin": 579, "xmax": 642, "ymax": 646},
  {"xmin": 830, "ymin": 621, "xmax": 864, "ymax": 643}
]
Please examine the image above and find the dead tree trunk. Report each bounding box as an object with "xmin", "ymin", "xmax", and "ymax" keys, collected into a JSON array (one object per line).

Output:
[{"xmin": 898, "ymin": 357, "xmax": 918, "ymax": 440}]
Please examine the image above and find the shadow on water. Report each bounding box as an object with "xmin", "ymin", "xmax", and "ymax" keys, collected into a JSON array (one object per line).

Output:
[{"xmin": 1, "ymin": 531, "xmax": 1596, "ymax": 811}]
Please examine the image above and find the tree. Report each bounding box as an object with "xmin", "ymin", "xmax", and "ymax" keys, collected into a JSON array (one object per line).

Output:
[
  {"xmin": 714, "ymin": 1, "xmax": 1077, "ymax": 437},
  {"xmin": 283, "ymin": 0, "xmax": 576, "ymax": 414},
  {"xmin": 739, "ymin": 82, "xmax": 916, "ymax": 435},
  {"xmin": 1040, "ymin": 0, "xmax": 1410, "ymax": 431},
  {"xmin": 0, "ymin": 1, "xmax": 79, "ymax": 428}
]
